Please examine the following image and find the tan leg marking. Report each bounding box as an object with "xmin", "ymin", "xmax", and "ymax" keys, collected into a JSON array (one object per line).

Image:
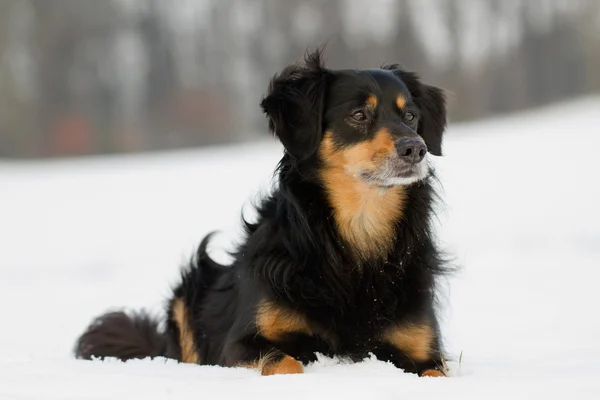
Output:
[
  {"xmin": 382, "ymin": 322, "xmax": 434, "ymax": 362},
  {"xmin": 171, "ymin": 298, "xmax": 199, "ymax": 364},
  {"xmin": 256, "ymin": 301, "xmax": 312, "ymax": 342}
]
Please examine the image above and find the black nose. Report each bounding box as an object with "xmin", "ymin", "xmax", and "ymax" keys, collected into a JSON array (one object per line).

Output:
[{"xmin": 396, "ymin": 138, "xmax": 427, "ymax": 164}]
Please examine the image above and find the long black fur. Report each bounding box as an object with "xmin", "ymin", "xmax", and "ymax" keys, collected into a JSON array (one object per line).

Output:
[
  {"xmin": 75, "ymin": 49, "xmax": 451, "ymax": 375},
  {"xmin": 75, "ymin": 311, "xmax": 166, "ymax": 361}
]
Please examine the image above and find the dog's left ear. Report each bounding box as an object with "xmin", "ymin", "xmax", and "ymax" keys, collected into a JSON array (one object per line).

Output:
[
  {"xmin": 386, "ymin": 68, "xmax": 447, "ymax": 156},
  {"xmin": 261, "ymin": 50, "xmax": 331, "ymax": 161}
]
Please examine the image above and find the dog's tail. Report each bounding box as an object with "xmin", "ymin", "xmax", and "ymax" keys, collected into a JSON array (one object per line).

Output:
[
  {"xmin": 74, "ymin": 233, "xmax": 226, "ymax": 363},
  {"xmin": 74, "ymin": 310, "xmax": 167, "ymax": 361}
]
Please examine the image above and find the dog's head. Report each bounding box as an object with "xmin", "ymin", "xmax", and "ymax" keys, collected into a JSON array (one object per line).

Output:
[{"xmin": 261, "ymin": 50, "xmax": 447, "ymax": 187}]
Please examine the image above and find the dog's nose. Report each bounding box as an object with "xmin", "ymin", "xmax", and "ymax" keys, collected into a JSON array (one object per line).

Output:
[{"xmin": 396, "ymin": 138, "xmax": 427, "ymax": 164}]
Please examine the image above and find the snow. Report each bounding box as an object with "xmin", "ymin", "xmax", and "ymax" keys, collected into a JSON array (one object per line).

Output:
[{"xmin": 2, "ymin": 97, "xmax": 600, "ymax": 399}]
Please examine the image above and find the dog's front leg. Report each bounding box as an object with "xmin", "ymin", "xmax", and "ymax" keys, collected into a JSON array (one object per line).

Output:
[
  {"xmin": 230, "ymin": 341, "xmax": 304, "ymax": 376},
  {"xmin": 379, "ymin": 320, "xmax": 447, "ymax": 377},
  {"xmin": 225, "ymin": 300, "xmax": 310, "ymax": 376},
  {"xmin": 223, "ymin": 330, "xmax": 304, "ymax": 376}
]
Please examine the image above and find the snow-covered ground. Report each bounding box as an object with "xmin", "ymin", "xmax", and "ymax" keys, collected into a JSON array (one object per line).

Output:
[{"xmin": 1, "ymin": 97, "xmax": 600, "ymax": 399}]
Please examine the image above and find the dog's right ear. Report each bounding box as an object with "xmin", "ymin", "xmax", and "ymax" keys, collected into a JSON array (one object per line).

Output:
[{"xmin": 261, "ymin": 50, "xmax": 331, "ymax": 161}]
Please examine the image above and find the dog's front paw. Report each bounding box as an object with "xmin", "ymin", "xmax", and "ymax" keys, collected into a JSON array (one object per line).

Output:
[
  {"xmin": 420, "ymin": 369, "xmax": 445, "ymax": 377},
  {"xmin": 261, "ymin": 355, "xmax": 304, "ymax": 376}
]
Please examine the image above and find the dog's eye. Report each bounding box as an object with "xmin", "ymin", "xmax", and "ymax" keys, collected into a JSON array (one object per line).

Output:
[
  {"xmin": 351, "ymin": 110, "xmax": 368, "ymax": 122},
  {"xmin": 405, "ymin": 112, "xmax": 416, "ymax": 122}
]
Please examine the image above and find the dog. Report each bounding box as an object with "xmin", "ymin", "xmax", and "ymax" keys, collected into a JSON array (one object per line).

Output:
[{"xmin": 75, "ymin": 49, "xmax": 450, "ymax": 377}]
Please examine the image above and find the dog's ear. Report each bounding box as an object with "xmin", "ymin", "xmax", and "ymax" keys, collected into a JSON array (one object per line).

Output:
[
  {"xmin": 384, "ymin": 67, "xmax": 447, "ymax": 156},
  {"xmin": 261, "ymin": 50, "xmax": 331, "ymax": 160}
]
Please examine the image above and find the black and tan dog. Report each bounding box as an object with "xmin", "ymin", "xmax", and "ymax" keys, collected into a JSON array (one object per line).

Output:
[{"xmin": 75, "ymin": 50, "xmax": 450, "ymax": 377}]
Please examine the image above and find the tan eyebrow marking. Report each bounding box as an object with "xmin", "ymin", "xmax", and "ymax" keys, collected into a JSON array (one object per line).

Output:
[
  {"xmin": 366, "ymin": 95, "xmax": 378, "ymax": 110},
  {"xmin": 396, "ymin": 95, "xmax": 407, "ymax": 110}
]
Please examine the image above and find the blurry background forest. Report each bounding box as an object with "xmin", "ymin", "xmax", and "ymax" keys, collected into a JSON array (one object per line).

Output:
[{"xmin": 0, "ymin": 0, "xmax": 599, "ymax": 158}]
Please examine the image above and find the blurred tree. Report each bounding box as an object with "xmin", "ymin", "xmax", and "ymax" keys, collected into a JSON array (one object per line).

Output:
[
  {"xmin": 0, "ymin": 0, "xmax": 599, "ymax": 158},
  {"xmin": 29, "ymin": 0, "xmax": 123, "ymax": 155},
  {"xmin": 0, "ymin": 0, "xmax": 37, "ymax": 156}
]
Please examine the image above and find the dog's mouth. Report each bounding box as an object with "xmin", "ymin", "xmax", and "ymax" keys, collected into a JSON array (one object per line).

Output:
[{"xmin": 356, "ymin": 157, "xmax": 429, "ymax": 188}]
